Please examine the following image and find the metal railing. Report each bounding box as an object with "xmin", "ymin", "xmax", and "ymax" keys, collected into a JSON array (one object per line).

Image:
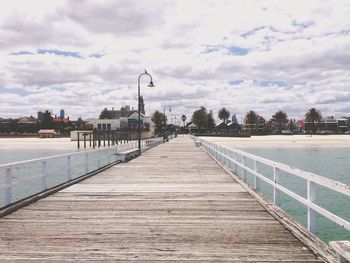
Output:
[
  {"xmin": 0, "ymin": 137, "xmax": 163, "ymax": 209},
  {"xmin": 194, "ymin": 137, "xmax": 350, "ymax": 237}
]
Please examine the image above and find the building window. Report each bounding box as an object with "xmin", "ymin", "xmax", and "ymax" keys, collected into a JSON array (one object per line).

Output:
[
  {"xmin": 107, "ymin": 124, "xmax": 111, "ymax": 130},
  {"xmin": 97, "ymin": 124, "xmax": 101, "ymax": 130},
  {"xmin": 102, "ymin": 123, "xmax": 107, "ymax": 130}
]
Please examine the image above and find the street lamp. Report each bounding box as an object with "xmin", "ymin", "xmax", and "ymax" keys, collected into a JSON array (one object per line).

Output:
[
  {"xmin": 138, "ymin": 70, "xmax": 154, "ymax": 155},
  {"xmin": 163, "ymin": 105, "xmax": 171, "ymax": 141}
]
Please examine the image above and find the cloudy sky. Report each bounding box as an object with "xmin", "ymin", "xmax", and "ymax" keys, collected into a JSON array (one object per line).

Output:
[{"xmin": 1, "ymin": 0, "xmax": 350, "ymax": 122}]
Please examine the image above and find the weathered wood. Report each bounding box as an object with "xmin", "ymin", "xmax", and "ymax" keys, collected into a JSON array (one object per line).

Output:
[
  {"xmin": 0, "ymin": 136, "xmax": 322, "ymax": 262},
  {"xmin": 329, "ymin": 241, "xmax": 350, "ymax": 262}
]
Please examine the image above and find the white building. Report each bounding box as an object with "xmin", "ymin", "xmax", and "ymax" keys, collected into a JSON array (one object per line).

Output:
[{"xmin": 91, "ymin": 107, "xmax": 155, "ymax": 139}]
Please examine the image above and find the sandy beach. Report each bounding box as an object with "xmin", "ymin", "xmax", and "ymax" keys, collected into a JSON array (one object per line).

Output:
[
  {"xmin": 0, "ymin": 137, "xmax": 77, "ymax": 150},
  {"xmin": 201, "ymin": 135, "xmax": 350, "ymax": 148}
]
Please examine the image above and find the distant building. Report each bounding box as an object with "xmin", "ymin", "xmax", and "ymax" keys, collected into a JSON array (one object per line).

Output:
[
  {"xmin": 38, "ymin": 129, "xmax": 56, "ymax": 138},
  {"xmin": 53, "ymin": 115, "xmax": 70, "ymax": 124},
  {"xmin": 296, "ymin": 120, "xmax": 305, "ymax": 131},
  {"xmin": 17, "ymin": 116, "xmax": 37, "ymax": 124},
  {"xmin": 243, "ymin": 115, "xmax": 266, "ymax": 133},
  {"xmin": 214, "ymin": 121, "xmax": 240, "ymax": 134},
  {"xmin": 93, "ymin": 105, "xmax": 155, "ymax": 139},
  {"xmin": 93, "ymin": 111, "xmax": 152, "ymax": 131},
  {"xmin": 304, "ymin": 117, "xmax": 349, "ymax": 133},
  {"xmin": 215, "ymin": 122, "xmax": 228, "ymax": 133},
  {"xmin": 60, "ymin": 109, "xmax": 65, "ymax": 118},
  {"xmin": 139, "ymin": 96, "xmax": 145, "ymax": 115},
  {"xmin": 37, "ymin": 111, "xmax": 43, "ymax": 121},
  {"xmin": 231, "ymin": 114, "xmax": 238, "ymax": 124}
]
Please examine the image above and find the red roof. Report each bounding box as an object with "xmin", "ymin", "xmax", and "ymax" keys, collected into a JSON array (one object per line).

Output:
[{"xmin": 53, "ymin": 117, "xmax": 71, "ymax": 124}]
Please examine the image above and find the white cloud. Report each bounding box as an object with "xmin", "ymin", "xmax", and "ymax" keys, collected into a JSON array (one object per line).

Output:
[{"xmin": 1, "ymin": 0, "xmax": 350, "ymax": 121}]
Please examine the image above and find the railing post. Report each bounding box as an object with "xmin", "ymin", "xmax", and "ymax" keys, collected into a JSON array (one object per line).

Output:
[
  {"xmin": 234, "ymin": 152, "xmax": 237, "ymax": 174},
  {"xmin": 253, "ymin": 160, "xmax": 260, "ymax": 191},
  {"xmin": 5, "ymin": 167, "xmax": 12, "ymax": 205},
  {"xmin": 307, "ymin": 180, "xmax": 317, "ymax": 234},
  {"xmin": 85, "ymin": 153, "xmax": 89, "ymax": 174},
  {"xmin": 241, "ymin": 155, "xmax": 246, "ymax": 181},
  {"xmin": 223, "ymin": 148, "xmax": 227, "ymax": 166},
  {"xmin": 42, "ymin": 160, "xmax": 48, "ymax": 190},
  {"xmin": 67, "ymin": 156, "xmax": 72, "ymax": 181},
  {"xmin": 107, "ymin": 150, "xmax": 111, "ymax": 164},
  {"xmin": 219, "ymin": 146, "xmax": 223, "ymax": 162},
  {"xmin": 273, "ymin": 166, "xmax": 280, "ymax": 206},
  {"xmin": 227, "ymin": 150, "xmax": 232, "ymax": 170},
  {"xmin": 98, "ymin": 154, "xmax": 102, "ymax": 167}
]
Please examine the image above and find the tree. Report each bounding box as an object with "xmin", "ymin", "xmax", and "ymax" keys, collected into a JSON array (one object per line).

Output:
[
  {"xmin": 245, "ymin": 111, "xmax": 257, "ymax": 134},
  {"xmin": 191, "ymin": 106, "xmax": 208, "ymax": 130},
  {"xmin": 207, "ymin": 110, "xmax": 216, "ymax": 130},
  {"xmin": 218, "ymin": 107, "xmax": 230, "ymax": 123},
  {"xmin": 151, "ymin": 111, "xmax": 166, "ymax": 133},
  {"xmin": 272, "ymin": 111, "xmax": 288, "ymax": 131},
  {"xmin": 305, "ymin": 108, "xmax": 322, "ymax": 134},
  {"xmin": 99, "ymin": 108, "xmax": 112, "ymax": 119},
  {"xmin": 41, "ymin": 110, "xmax": 54, "ymax": 129}
]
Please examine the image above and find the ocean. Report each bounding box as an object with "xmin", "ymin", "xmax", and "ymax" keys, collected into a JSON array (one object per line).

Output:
[{"xmin": 237, "ymin": 146, "xmax": 350, "ymax": 243}]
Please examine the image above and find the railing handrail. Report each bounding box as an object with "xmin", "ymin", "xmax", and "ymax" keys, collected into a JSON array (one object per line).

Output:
[
  {"xmin": 199, "ymin": 139, "xmax": 350, "ymax": 197},
  {"xmin": 0, "ymin": 137, "xmax": 163, "ymax": 169},
  {"xmin": 0, "ymin": 145, "xmax": 117, "ymax": 169},
  {"xmin": 195, "ymin": 136, "xmax": 350, "ymax": 235},
  {"xmin": 0, "ymin": 136, "xmax": 164, "ymax": 209}
]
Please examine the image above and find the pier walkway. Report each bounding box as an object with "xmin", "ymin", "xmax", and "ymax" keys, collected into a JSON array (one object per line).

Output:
[{"xmin": 0, "ymin": 136, "xmax": 321, "ymax": 262}]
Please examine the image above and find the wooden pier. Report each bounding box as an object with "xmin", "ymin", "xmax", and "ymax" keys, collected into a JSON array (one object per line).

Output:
[{"xmin": 0, "ymin": 136, "xmax": 323, "ymax": 262}]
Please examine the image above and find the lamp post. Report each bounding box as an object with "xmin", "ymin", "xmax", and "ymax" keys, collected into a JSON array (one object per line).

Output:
[
  {"xmin": 163, "ymin": 105, "xmax": 171, "ymax": 141},
  {"xmin": 137, "ymin": 70, "xmax": 154, "ymax": 155}
]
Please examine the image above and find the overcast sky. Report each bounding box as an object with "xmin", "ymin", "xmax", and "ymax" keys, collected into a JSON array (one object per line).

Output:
[{"xmin": 1, "ymin": 0, "xmax": 350, "ymax": 122}]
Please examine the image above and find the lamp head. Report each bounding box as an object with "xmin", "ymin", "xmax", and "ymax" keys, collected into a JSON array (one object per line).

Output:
[{"xmin": 148, "ymin": 81, "xmax": 155, "ymax": 87}]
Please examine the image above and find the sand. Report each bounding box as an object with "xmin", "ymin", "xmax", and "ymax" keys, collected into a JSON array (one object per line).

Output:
[
  {"xmin": 201, "ymin": 135, "xmax": 350, "ymax": 148},
  {"xmin": 0, "ymin": 137, "xmax": 77, "ymax": 150},
  {"xmin": 1, "ymin": 135, "xmax": 350, "ymax": 150}
]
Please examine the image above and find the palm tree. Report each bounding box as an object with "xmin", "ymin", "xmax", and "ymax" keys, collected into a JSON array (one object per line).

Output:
[
  {"xmin": 272, "ymin": 111, "xmax": 288, "ymax": 131},
  {"xmin": 218, "ymin": 108, "xmax": 230, "ymax": 123},
  {"xmin": 305, "ymin": 108, "xmax": 322, "ymax": 134},
  {"xmin": 245, "ymin": 111, "xmax": 257, "ymax": 134}
]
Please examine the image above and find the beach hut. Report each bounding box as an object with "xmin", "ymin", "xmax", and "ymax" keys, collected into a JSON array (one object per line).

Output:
[{"xmin": 38, "ymin": 129, "xmax": 56, "ymax": 138}]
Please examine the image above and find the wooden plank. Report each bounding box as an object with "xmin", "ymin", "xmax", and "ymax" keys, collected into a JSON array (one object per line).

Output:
[
  {"xmin": 329, "ymin": 241, "xmax": 350, "ymax": 262},
  {"xmin": 0, "ymin": 136, "xmax": 321, "ymax": 262}
]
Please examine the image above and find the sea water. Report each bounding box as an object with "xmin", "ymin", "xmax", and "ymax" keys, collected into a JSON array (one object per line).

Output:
[
  {"xmin": 238, "ymin": 147, "xmax": 350, "ymax": 243},
  {"xmin": 0, "ymin": 138, "xmax": 113, "ymax": 205}
]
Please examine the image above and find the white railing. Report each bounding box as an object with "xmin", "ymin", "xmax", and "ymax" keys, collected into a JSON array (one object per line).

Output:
[
  {"xmin": 194, "ymin": 137, "xmax": 350, "ymax": 236},
  {"xmin": 142, "ymin": 137, "xmax": 163, "ymax": 151},
  {"xmin": 0, "ymin": 137, "xmax": 163, "ymax": 209},
  {"xmin": 113, "ymin": 137, "xmax": 163, "ymax": 152}
]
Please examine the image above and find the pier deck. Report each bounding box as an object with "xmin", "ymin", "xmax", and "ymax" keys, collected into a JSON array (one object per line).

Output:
[{"xmin": 0, "ymin": 136, "xmax": 321, "ymax": 262}]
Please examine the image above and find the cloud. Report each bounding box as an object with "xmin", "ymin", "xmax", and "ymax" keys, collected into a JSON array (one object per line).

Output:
[
  {"xmin": 1, "ymin": 0, "xmax": 350, "ymax": 121},
  {"xmin": 63, "ymin": 0, "xmax": 172, "ymax": 36}
]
